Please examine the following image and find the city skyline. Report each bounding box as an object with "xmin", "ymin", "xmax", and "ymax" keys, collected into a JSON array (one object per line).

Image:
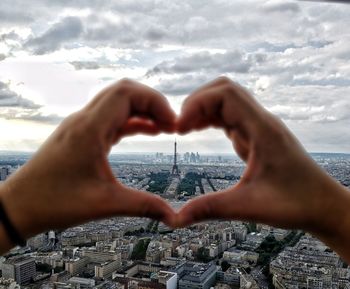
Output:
[{"xmin": 1, "ymin": 151, "xmax": 349, "ymax": 288}]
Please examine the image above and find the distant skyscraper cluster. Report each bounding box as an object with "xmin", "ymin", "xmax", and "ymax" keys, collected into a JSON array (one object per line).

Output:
[
  {"xmin": 183, "ymin": 152, "xmax": 201, "ymax": 164},
  {"xmin": 154, "ymin": 141, "xmax": 201, "ymax": 165}
]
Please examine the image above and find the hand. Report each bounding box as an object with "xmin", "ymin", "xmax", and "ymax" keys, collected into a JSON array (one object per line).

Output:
[
  {"xmin": 176, "ymin": 77, "xmax": 350, "ymax": 261},
  {"xmin": 0, "ymin": 79, "xmax": 177, "ymax": 251}
]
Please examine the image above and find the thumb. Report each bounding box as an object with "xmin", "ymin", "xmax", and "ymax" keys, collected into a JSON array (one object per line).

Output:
[
  {"xmin": 175, "ymin": 184, "xmax": 253, "ymax": 227},
  {"xmin": 109, "ymin": 183, "xmax": 177, "ymax": 227}
]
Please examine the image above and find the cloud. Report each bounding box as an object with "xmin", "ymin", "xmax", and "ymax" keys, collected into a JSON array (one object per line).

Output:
[
  {"xmin": 0, "ymin": 0, "xmax": 350, "ymax": 152},
  {"xmin": 1, "ymin": 110, "xmax": 63, "ymax": 124},
  {"xmin": 69, "ymin": 60, "xmax": 120, "ymax": 70},
  {"xmin": 0, "ymin": 81, "xmax": 63, "ymax": 124},
  {"xmin": 0, "ymin": 31, "xmax": 21, "ymax": 42},
  {"xmin": 0, "ymin": 81, "xmax": 40, "ymax": 109},
  {"xmin": 70, "ymin": 61, "xmax": 103, "ymax": 70},
  {"xmin": 262, "ymin": 1, "xmax": 300, "ymax": 13},
  {"xmin": 25, "ymin": 16, "xmax": 84, "ymax": 55},
  {"xmin": 146, "ymin": 50, "xmax": 260, "ymax": 77},
  {"xmin": 156, "ymin": 74, "xmax": 210, "ymax": 96},
  {"xmin": 0, "ymin": 9, "xmax": 33, "ymax": 25},
  {"xmin": 259, "ymin": 85, "xmax": 350, "ymax": 124}
]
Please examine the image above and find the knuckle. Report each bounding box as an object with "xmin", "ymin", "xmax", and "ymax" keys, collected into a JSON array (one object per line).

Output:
[
  {"xmin": 196, "ymin": 198, "xmax": 214, "ymax": 220},
  {"xmin": 264, "ymin": 113, "xmax": 288, "ymax": 141},
  {"xmin": 110, "ymin": 78, "xmax": 136, "ymax": 98},
  {"xmin": 221, "ymin": 82, "xmax": 235, "ymax": 97},
  {"xmin": 215, "ymin": 76, "xmax": 232, "ymax": 85},
  {"xmin": 140, "ymin": 195, "xmax": 162, "ymax": 218},
  {"xmin": 58, "ymin": 110, "xmax": 100, "ymax": 148},
  {"xmin": 117, "ymin": 78, "xmax": 134, "ymax": 88}
]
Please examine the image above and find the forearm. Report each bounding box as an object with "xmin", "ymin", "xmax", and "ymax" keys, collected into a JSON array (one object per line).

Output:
[
  {"xmin": 0, "ymin": 182, "xmax": 24, "ymax": 255},
  {"xmin": 311, "ymin": 178, "xmax": 350, "ymax": 264},
  {"xmin": 0, "ymin": 224, "xmax": 15, "ymax": 255},
  {"xmin": 0, "ymin": 183, "xmax": 15, "ymax": 254}
]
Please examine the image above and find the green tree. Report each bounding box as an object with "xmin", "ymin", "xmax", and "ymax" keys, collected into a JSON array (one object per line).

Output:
[
  {"xmin": 221, "ymin": 260, "xmax": 231, "ymax": 272},
  {"xmin": 196, "ymin": 247, "xmax": 211, "ymax": 263},
  {"xmin": 131, "ymin": 238, "xmax": 151, "ymax": 260},
  {"xmin": 36, "ymin": 263, "xmax": 52, "ymax": 273}
]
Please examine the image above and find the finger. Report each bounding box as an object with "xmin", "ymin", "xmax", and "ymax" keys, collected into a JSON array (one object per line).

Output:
[
  {"xmin": 87, "ymin": 79, "xmax": 176, "ymax": 134},
  {"xmin": 177, "ymin": 77, "xmax": 232, "ymax": 134},
  {"xmin": 107, "ymin": 183, "xmax": 177, "ymax": 227},
  {"xmin": 175, "ymin": 184, "xmax": 252, "ymax": 227},
  {"xmin": 177, "ymin": 86, "xmax": 224, "ymax": 134},
  {"xmin": 177, "ymin": 78, "xmax": 265, "ymax": 136},
  {"xmin": 119, "ymin": 118, "xmax": 161, "ymax": 138},
  {"xmin": 185, "ymin": 76, "xmax": 235, "ymax": 100},
  {"xmin": 227, "ymin": 129, "xmax": 250, "ymax": 162}
]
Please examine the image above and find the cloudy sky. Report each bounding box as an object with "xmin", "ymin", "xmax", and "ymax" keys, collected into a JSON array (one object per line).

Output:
[{"xmin": 0, "ymin": 0, "xmax": 350, "ymax": 154}]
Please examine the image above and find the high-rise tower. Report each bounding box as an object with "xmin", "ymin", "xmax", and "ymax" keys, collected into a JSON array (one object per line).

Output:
[{"xmin": 172, "ymin": 140, "xmax": 180, "ymax": 176}]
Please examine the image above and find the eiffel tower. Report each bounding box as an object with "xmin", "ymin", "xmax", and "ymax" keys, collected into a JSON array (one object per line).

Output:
[{"xmin": 172, "ymin": 140, "xmax": 180, "ymax": 176}]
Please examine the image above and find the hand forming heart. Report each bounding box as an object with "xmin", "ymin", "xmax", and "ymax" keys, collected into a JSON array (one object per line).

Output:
[{"xmin": 1, "ymin": 77, "xmax": 350, "ymax": 259}]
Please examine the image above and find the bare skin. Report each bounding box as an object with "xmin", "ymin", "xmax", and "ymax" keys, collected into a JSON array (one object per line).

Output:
[
  {"xmin": 1, "ymin": 77, "xmax": 350, "ymax": 264},
  {"xmin": 0, "ymin": 79, "xmax": 177, "ymax": 254},
  {"xmin": 175, "ymin": 77, "xmax": 350, "ymax": 263}
]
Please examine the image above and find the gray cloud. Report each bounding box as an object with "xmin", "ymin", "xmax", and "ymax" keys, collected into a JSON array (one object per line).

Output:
[
  {"xmin": 0, "ymin": 81, "xmax": 63, "ymax": 124},
  {"xmin": 146, "ymin": 51, "xmax": 259, "ymax": 77},
  {"xmin": 8, "ymin": 0, "xmax": 348, "ymax": 57},
  {"xmin": 25, "ymin": 16, "xmax": 83, "ymax": 55},
  {"xmin": 262, "ymin": 1, "xmax": 300, "ymax": 13},
  {"xmin": 0, "ymin": 81, "xmax": 40, "ymax": 109},
  {"xmin": 0, "ymin": 31, "xmax": 21, "ymax": 42},
  {"xmin": 0, "ymin": 8, "xmax": 33, "ymax": 25},
  {"xmin": 0, "ymin": 108, "xmax": 63, "ymax": 125},
  {"xmin": 259, "ymin": 85, "xmax": 350, "ymax": 124},
  {"xmin": 3, "ymin": 111, "xmax": 64, "ymax": 125},
  {"xmin": 70, "ymin": 61, "xmax": 103, "ymax": 70},
  {"xmin": 156, "ymin": 74, "xmax": 210, "ymax": 96},
  {"xmin": 70, "ymin": 60, "xmax": 124, "ymax": 70}
]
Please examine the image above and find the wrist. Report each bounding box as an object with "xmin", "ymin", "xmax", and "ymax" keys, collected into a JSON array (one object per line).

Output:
[
  {"xmin": 0, "ymin": 180, "xmax": 29, "ymax": 250},
  {"xmin": 0, "ymin": 223, "xmax": 16, "ymax": 254},
  {"xmin": 310, "ymin": 177, "xmax": 350, "ymax": 262}
]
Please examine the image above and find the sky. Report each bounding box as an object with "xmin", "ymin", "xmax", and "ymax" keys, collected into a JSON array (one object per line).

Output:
[{"xmin": 0, "ymin": 0, "xmax": 350, "ymax": 154}]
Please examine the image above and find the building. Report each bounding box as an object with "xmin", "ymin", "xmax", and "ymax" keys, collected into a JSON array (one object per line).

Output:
[
  {"xmin": 124, "ymin": 262, "xmax": 163, "ymax": 278},
  {"xmin": 216, "ymin": 267, "xmax": 240, "ymax": 288},
  {"xmin": 1, "ymin": 256, "xmax": 36, "ymax": 285},
  {"xmin": 95, "ymin": 260, "xmax": 121, "ymax": 279},
  {"xmin": 0, "ymin": 278, "xmax": 21, "ymax": 289},
  {"xmin": 82, "ymin": 249, "xmax": 121, "ymax": 263},
  {"xmin": 27, "ymin": 234, "xmax": 46, "ymax": 250},
  {"xmin": 68, "ymin": 277, "xmax": 95, "ymax": 289},
  {"xmin": 157, "ymin": 271, "xmax": 177, "ymax": 289},
  {"xmin": 0, "ymin": 167, "xmax": 9, "ymax": 181},
  {"xmin": 223, "ymin": 249, "xmax": 259, "ymax": 267},
  {"xmin": 270, "ymin": 235, "xmax": 350, "ymax": 288},
  {"xmin": 35, "ymin": 252, "xmax": 64, "ymax": 269},
  {"xmin": 171, "ymin": 261, "xmax": 217, "ymax": 289},
  {"xmin": 65, "ymin": 257, "xmax": 89, "ymax": 275},
  {"xmin": 240, "ymin": 274, "xmax": 259, "ymax": 289}
]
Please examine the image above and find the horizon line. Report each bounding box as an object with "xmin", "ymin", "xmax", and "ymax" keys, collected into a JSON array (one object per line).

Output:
[{"xmin": 0, "ymin": 150, "xmax": 350, "ymax": 156}]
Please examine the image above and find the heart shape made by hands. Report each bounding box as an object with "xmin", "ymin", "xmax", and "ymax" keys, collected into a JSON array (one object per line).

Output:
[{"xmin": 2, "ymin": 77, "xmax": 334, "ymax": 243}]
